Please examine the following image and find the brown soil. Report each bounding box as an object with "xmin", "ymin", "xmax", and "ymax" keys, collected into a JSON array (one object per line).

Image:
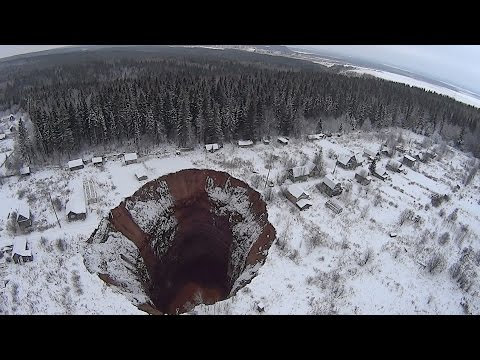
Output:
[{"xmin": 104, "ymin": 169, "xmax": 276, "ymax": 314}]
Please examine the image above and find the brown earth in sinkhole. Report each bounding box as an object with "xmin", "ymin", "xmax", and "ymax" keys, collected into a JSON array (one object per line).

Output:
[{"xmin": 107, "ymin": 169, "xmax": 276, "ymax": 314}]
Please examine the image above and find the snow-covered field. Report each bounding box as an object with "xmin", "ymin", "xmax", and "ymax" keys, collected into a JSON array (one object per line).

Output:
[
  {"xmin": 346, "ymin": 68, "xmax": 480, "ymax": 109},
  {"xmin": 1, "ymin": 129, "xmax": 479, "ymax": 315}
]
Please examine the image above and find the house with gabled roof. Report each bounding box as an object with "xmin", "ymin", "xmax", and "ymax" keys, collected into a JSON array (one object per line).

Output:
[{"xmin": 316, "ymin": 174, "xmax": 343, "ymax": 197}]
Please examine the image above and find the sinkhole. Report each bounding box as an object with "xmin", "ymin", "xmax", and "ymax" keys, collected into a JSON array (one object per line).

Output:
[{"xmin": 85, "ymin": 169, "xmax": 276, "ymax": 314}]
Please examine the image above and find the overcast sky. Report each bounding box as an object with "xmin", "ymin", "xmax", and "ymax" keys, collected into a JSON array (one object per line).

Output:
[
  {"xmin": 294, "ymin": 45, "xmax": 480, "ymax": 94},
  {"xmin": 1, "ymin": 45, "xmax": 479, "ymax": 94}
]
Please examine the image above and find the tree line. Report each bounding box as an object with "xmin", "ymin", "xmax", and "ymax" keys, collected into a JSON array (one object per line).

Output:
[{"xmin": 4, "ymin": 53, "xmax": 479, "ymax": 164}]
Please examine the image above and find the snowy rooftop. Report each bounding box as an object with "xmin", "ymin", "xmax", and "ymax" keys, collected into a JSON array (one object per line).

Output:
[
  {"xmin": 205, "ymin": 144, "xmax": 219, "ymax": 151},
  {"xmin": 277, "ymin": 137, "xmax": 289, "ymax": 144},
  {"xmin": 307, "ymin": 134, "xmax": 324, "ymax": 140},
  {"xmin": 135, "ymin": 169, "xmax": 147, "ymax": 178},
  {"xmin": 356, "ymin": 167, "xmax": 369, "ymax": 178},
  {"xmin": 68, "ymin": 159, "xmax": 83, "ymax": 169},
  {"xmin": 20, "ymin": 166, "xmax": 30, "ymax": 175},
  {"xmin": 238, "ymin": 140, "xmax": 253, "ymax": 146},
  {"xmin": 322, "ymin": 174, "xmax": 340, "ymax": 190},
  {"xmin": 296, "ymin": 198, "xmax": 313, "ymax": 209},
  {"xmin": 364, "ymin": 148, "xmax": 378, "ymax": 157},
  {"xmin": 124, "ymin": 153, "xmax": 138, "ymax": 162},
  {"xmin": 17, "ymin": 203, "xmax": 30, "ymax": 219},
  {"xmin": 12, "ymin": 237, "xmax": 31, "ymax": 257},
  {"xmin": 92, "ymin": 157, "xmax": 103, "ymax": 164},
  {"xmin": 388, "ymin": 159, "xmax": 402, "ymax": 169},
  {"xmin": 66, "ymin": 192, "xmax": 86, "ymax": 215},
  {"xmin": 0, "ymin": 134, "xmax": 5, "ymax": 140},
  {"xmin": 288, "ymin": 184, "xmax": 309, "ymax": 199},
  {"xmin": 337, "ymin": 154, "xmax": 352, "ymax": 166},
  {"xmin": 404, "ymin": 154, "xmax": 416, "ymax": 162}
]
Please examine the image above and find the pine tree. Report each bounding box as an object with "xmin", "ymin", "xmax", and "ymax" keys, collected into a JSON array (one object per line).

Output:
[
  {"xmin": 369, "ymin": 158, "xmax": 377, "ymax": 174},
  {"xmin": 17, "ymin": 118, "xmax": 32, "ymax": 164}
]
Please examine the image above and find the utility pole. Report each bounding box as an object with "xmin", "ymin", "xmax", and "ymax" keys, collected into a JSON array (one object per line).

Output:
[{"xmin": 48, "ymin": 192, "xmax": 61, "ymax": 228}]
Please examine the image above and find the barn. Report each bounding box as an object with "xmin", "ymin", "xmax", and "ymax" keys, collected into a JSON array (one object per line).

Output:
[
  {"xmin": 124, "ymin": 153, "xmax": 138, "ymax": 165},
  {"xmin": 12, "ymin": 237, "xmax": 33, "ymax": 264},
  {"xmin": 68, "ymin": 159, "xmax": 84, "ymax": 171},
  {"xmin": 317, "ymin": 174, "xmax": 343, "ymax": 197},
  {"xmin": 66, "ymin": 193, "xmax": 87, "ymax": 221},
  {"xmin": 16, "ymin": 203, "xmax": 32, "ymax": 230}
]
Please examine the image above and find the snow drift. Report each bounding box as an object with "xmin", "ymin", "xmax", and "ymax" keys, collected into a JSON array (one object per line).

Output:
[{"xmin": 85, "ymin": 169, "xmax": 276, "ymax": 314}]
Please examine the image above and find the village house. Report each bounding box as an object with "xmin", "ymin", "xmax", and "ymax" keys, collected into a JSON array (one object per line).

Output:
[
  {"xmin": 16, "ymin": 203, "xmax": 32, "ymax": 230},
  {"xmin": 403, "ymin": 154, "xmax": 416, "ymax": 168},
  {"xmin": 68, "ymin": 158, "xmax": 84, "ymax": 171},
  {"xmin": 66, "ymin": 193, "xmax": 87, "ymax": 221},
  {"xmin": 286, "ymin": 184, "xmax": 312, "ymax": 210},
  {"xmin": 386, "ymin": 159, "xmax": 403, "ymax": 173},
  {"xmin": 317, "ymin": 174, "xmax": 343, "ymax": 197},
  {"xmin": 372, "ymin": 166, "xmax": 389, "ymax": 181},
  {"xmin": 92, "ymin": 156, "xmax": 103, "ymax": 166},
  {"xmin": 288, "ymin": 161, "xmax": 318, "ymax": 182},
  {"xmin": 124, "ymin": 152, "xmax": 138, "ymax": 165},
  {"xmin": 238, "ymin": 140, "xmax": 254, "ymax": 148},
  {"xmin": 12, "ymin": 237, "xmax": 33, "ymax": 264},
  {"xmin": 363, "ymin": 148, "xmax": 380, "ymax": 160},
  {"xmin": 355, "ymin": 167, "xmax": 372, "ymax": 185},
  {"xmin": 336, "ymin": 153, "xmax": 361, "ymax": 170},
  {"xmin": 205, "ymin": 143, "xmax": 220, "ymax": 153},
  {"xmin": 277, "ymin": 137, "xmax": 289, "ymax": 145}
]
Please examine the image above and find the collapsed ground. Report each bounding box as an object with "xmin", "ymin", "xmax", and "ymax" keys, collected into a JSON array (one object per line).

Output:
[{"xmin": 0, "ymin": 128, "xmax": 479, "ymax": 314}]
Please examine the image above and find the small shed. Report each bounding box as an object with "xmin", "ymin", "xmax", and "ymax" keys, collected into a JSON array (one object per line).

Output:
[
  {"xmin": 238, "ymin": 140, "xmax": 254, "ymax": 148},
  {"xmin": 124, "ymin": 153, "xmax": 138, "ymax": 165},
  {"xmin": 12, "ymin": 237, "xmax": 33, "ymax": 264},
  {"xmin": 403, "ymin": 154, "xmax": 416, "ymax": 168},
  {"xmin": 317, "ymin": 174, "xmax": 343, "ymax": 197},
  {"xmin": 262, "ymin": 136, "xmax": 271, "ymax": 145},
  {"xmin": 92, "ymin": 156, "xmax": 103, "ymax": 166},
  {"xmin": 19, "ymin": 166, "xmax": 30, "ymax": 176},
  {"xmin": 307, "ymin": 133, "xmax": 325, "ymax": 141},
  {"xmin": 296, "ymin": 198, "xmax": 313, "ymax": 211},
  {"xmin": 0, "ymin": 133, "xmax": 5, "ymax": 140},
  {"xmin": 355, "ymin": 167, "xmax": 371, "ymax": 185},
  {"xmin": 66, "ymin": 193, "xmax": 87, "ymax": 221},
  {"xmin": 135, "ymin": 170, "xmax": 148, "ymax": 181},
  {"xmin": 205, "ymin": 143, "xmax": 220, "ymax": 153},
  {"xmin": 386, "ymin": 159, "xmax": 403, "ymax": 173},
  {"xmin": 68, "ymin": 158, "xmax": 84, "ymax": 171},
  {"xmin": 16, "ymin": 203, "xmax": 32, "ymax": 230},
  {"xmin": 381, "ymin": 146, "xmax": 394, "ymax": 157},
  {"xmin": 277, "ymin": 137, "xmax": 289, "ymax": 145}
]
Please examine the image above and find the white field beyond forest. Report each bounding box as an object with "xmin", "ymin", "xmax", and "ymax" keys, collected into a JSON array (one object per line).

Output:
[{"xmin": 0, "ymin": 128, "xmax": 479, "ymax": 315}]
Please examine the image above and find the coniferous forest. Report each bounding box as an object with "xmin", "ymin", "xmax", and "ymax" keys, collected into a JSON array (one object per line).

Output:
[{"xmin": 1, "ymin": 47, "xmax": 479, "ymax": 163}]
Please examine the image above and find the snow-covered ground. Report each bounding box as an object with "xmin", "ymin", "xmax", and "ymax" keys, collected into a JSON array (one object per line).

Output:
[
  {"xmin": 346, "ymin": 68, "xmax": 480, "ymax": 109},
  {"xmin": 1, "ymin": 129, "xmax": 479, "ymax": 315}
]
